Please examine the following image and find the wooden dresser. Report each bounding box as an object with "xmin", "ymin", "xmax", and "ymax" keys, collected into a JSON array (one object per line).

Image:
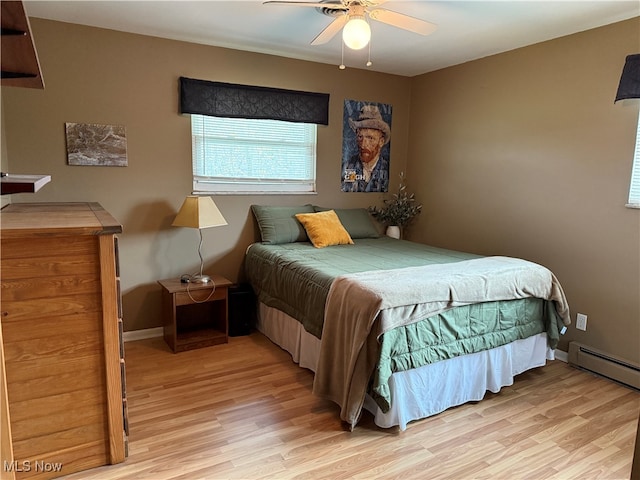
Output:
[{"xmin": 0, "ymin": 202, "xmax": 127, "ymax": 480}]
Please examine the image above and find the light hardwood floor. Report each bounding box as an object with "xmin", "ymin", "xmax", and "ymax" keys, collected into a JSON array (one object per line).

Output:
[{"xmin": 61, "ymin": 333, "xmax": 640, "ymax": 480}]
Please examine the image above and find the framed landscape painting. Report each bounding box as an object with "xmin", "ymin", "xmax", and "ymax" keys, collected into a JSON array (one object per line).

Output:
[{"xmin": 65, "ymin": 123, "xmax": 128, "ymax": 167}]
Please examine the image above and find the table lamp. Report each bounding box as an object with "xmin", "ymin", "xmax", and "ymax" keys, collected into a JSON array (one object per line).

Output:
[{"xmin": 172, "ymin": 195, "xmax": 227, "ymax": 283}]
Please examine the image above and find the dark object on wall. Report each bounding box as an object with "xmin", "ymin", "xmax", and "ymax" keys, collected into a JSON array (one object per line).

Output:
[
  {"xmin": 228, "ymin": 284, "xmax": 256, "ymax": 337},
  {"xmin": 615, "ymin": 53, "xmax": 640, "ymax": 102},
  {"xmin": 179, "ymin": 77, "xmax": 330, "ymax": 125}
]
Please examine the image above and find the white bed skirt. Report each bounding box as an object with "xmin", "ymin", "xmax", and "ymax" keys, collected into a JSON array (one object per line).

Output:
[{"xmin": 257, "ymin": 302, "xmax": 555, "ymax": 430}]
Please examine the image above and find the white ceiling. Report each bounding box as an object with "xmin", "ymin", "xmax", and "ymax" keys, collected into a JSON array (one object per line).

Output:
[{"xmin": 24, "ymin": 0, "xmax": 640, "ymax": 77}]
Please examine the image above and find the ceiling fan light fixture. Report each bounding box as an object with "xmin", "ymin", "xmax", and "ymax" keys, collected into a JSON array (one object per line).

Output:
[{"xmin": 342, "ymin": 15, "xmax": 370, "ymax": 50}]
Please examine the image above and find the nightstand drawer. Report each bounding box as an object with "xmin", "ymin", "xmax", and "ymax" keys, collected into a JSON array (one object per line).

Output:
[{"xmin": 175, "ymin": 287, "xmax": 227, "ymax": 306}]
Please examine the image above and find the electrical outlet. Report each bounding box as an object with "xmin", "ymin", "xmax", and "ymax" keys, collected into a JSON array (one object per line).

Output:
[{"xmin": 576, "ymin": 313, "xmax": 588, "ymax": 331}]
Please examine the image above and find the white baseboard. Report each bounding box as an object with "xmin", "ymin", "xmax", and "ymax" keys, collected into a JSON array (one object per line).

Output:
[
  {"xmin": 123, "ymin": 327, "xmax": 163, "ymax": 342},
  {"xmin": 554, "ymin": 349, "xmax": 568, "ymax": 363}
]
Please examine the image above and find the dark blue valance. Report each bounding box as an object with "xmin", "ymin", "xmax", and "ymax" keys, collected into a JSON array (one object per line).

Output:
[
  {"xmin": 179, "ymin": 77, "xmax": 330, "ymax": 125},
  {"xmin": 615, "ymin": 54, "xmax": 640, "ymax": 102}
]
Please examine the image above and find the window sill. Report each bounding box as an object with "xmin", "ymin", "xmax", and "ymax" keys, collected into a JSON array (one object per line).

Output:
[
  {"xmin": 193, "ymin": 190, "xmax": 318, "ymax": 196},
  {"xmin": 625, "ymin": 203, "xmax": 640, "ymax": 209}
]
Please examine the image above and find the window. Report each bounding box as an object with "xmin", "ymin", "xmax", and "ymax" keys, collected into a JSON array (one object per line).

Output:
[
  {"xmin": 179, "ymin": 77, "xmax": 328, "ymax": 195},
  {"xmin": 191, "ymin": 115, "xmax": 317, "ymax": 194},
  {"xmin": 628, "ymin": 110, "xmax": 640, "ymax": 208}
]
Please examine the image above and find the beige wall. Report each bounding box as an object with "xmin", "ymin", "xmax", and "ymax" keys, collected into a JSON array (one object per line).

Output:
[
  {"xmin": 0, "ymin": 19, "xmax": 411, "ymax": 331},
  {"xmin": 2, "ymin": 18, "xmax": 639, "ymax": 364},
  {"xmin": 407, "ymin": 18, "xmax": 640, "ymax": 363}
]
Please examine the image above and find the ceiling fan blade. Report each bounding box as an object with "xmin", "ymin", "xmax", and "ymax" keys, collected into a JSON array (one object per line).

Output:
[
  {"xmin": 311, "ymin": 14, "xmax": 348, "ymax": 45},
  {"xmin": 368, "ymin": 9, "xmax": 437, "ymax": 36},
  {"xmin": 263, "ymin": 1, "xmax": 347, "ymax": 9}
]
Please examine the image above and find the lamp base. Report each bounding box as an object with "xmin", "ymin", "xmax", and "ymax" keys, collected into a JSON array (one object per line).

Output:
[{"xmin": 191, "ymin": 274, "xmax": 211, "ymax": 284}]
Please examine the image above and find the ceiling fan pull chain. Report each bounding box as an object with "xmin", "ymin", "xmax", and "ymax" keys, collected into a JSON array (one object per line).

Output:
[
  {"xmin": 339, "ymin": 38, "xmax": 346, "ymax": 69},
  {"xmin": 366, "ymin": 26, "xmax": 372, "ymax": 67}
]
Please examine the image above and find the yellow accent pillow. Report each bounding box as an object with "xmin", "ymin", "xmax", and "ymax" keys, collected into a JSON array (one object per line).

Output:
[{"xmin": 295, "ymin": 210, "xmax": 354, "ymax": 248}]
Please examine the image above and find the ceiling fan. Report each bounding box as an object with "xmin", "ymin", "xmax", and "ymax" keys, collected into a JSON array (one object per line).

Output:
[{"xmin": 263, "ymin": 0, "xmax": 437, "ymax": 50}]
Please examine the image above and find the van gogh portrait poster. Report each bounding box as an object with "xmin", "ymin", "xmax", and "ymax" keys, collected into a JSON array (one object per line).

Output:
[{"xmin": 341, "ymin": 99, "xmax": 392, "ymax": 193}]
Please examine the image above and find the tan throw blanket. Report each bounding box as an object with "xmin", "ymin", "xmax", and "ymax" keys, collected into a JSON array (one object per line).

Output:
[{"xmin": 312, "ymin": 256, "xmax": 571, "ymax": 428}]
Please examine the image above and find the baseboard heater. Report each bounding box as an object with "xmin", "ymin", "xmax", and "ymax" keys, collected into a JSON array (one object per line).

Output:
[{"xmin": 568, "ymin": 342, "xmax": 640, "ymax": 390}]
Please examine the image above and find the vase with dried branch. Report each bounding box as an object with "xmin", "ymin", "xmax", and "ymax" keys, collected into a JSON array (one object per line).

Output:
[{"xmin": 368, "ymin": 172, "xmax": 422, "ymax": 239}]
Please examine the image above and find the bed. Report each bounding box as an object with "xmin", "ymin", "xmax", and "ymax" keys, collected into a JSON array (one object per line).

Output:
[{"xmin": 245, "ymin": 205, "xmax": 571, "ymax": 430}]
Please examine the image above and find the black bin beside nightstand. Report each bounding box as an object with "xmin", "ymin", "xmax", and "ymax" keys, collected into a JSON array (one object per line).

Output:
[{"xmin": 229, "ymin": 284, "xmax": 256, "ymax": 336}]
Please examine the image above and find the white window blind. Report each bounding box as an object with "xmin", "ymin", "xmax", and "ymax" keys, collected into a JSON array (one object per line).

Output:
[
  {"xmin": 191, "ymin": 115, "xmax": 316, "ymax": 194},
  {"xmin": 628, "ymin": 110, "xmax": 640, "ymax": 208}
]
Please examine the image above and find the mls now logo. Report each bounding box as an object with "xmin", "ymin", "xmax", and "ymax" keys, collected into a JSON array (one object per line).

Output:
[{"xmin": 4, "ymin": 460, "xmax": 63, "ymax": 473}]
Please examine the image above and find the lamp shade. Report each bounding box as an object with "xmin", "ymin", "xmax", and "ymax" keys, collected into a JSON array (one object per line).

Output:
[
  {"xmin": 615, "ymin": 54, "xmax": 640, "ymax": 102},
  {"xmin": 172, "ymin": 195, "xmax": 227, "ymax": 229}
]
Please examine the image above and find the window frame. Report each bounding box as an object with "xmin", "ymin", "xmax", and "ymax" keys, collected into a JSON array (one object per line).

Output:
[
  {"xmin": 627, "ymin": 109, "xmax": 640, "ymax": 209},
  {"xmin": 190, "ymin": 114, "xmax": 317, "ymax": 195}
]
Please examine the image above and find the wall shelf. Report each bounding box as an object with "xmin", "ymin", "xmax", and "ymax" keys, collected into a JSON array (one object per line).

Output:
[
  {"xmin": 0, "ymin": 174, "xmax": 51, "ymax": 195},
  {"xmin": 1, "ymin": 1, "xmax": 44, "ymax": 89}
]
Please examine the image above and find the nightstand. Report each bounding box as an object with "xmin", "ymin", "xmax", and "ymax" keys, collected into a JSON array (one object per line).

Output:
[{"xmin": 158, "ymin": 275, "xmax": 233, "ymax": 353}]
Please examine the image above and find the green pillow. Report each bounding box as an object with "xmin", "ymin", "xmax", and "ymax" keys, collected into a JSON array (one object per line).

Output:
[
  {"xmin": 251, "ymin": 204, "xmax": 315, "ymax": 244},
  {"xmin": 313, "ymin": 206, "xmax": 380, "ymax": 239}
]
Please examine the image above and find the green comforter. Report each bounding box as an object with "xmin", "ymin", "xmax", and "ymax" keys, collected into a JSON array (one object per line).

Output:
[
  {"xmin": 245, "ymin": 237, "xmax": 480, "ymax": 339},
  {"xmin": 245, "ymin": 238, "xmax": 565, "ymax": 413},
  {"xmin": 371, "ymin": 297, "xmax": 553, "ymax": 411}
]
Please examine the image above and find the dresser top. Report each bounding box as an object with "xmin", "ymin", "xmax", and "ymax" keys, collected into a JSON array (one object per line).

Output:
[{"xmin": 0, "ymin": 202, "xmax": 122, "ymax": 237}]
